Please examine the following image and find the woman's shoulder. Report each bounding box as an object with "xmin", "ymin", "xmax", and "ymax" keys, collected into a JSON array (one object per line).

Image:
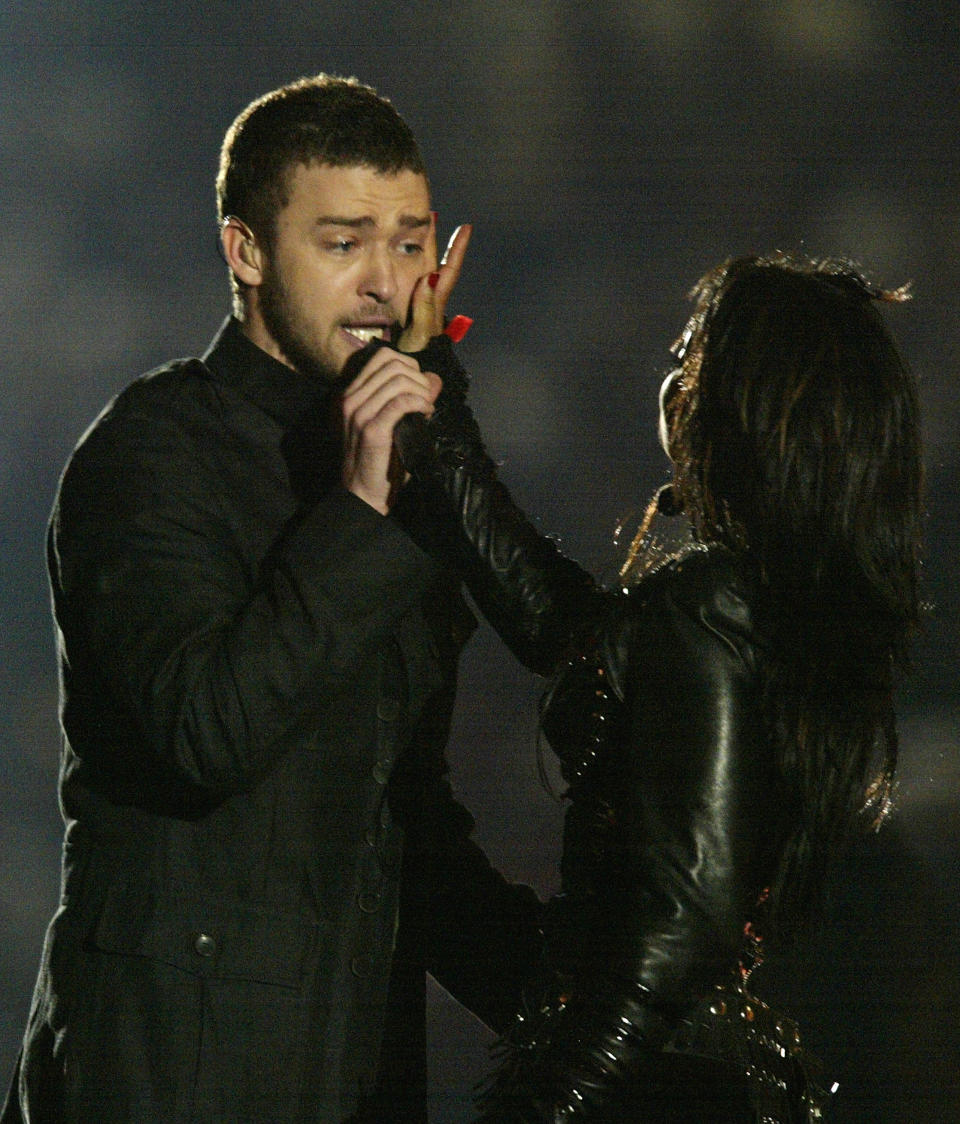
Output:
[
  {"xmin": 620, "ymin": 544, "xmax": 756, "ymax": 630},
  {"xmin": 588, "ymin": 546, "xmax": 759, "ymax": 694}
]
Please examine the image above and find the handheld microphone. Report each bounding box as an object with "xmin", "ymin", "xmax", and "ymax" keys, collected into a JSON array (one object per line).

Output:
[{"xmin": 339, "ymin": 340, "xmax": 431, "ymax": 473}]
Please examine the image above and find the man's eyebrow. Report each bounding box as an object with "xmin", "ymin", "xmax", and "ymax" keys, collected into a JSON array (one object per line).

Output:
[
  {"xmin": 314, "ymin": 214, "xmax": 431, "ymax": 230},
  {"xmin": 315, "ymin": 215, "xmax": 373, "ymax": 229}
]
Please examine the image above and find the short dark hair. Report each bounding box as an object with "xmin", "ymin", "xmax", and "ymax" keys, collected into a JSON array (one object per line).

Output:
[{"xmin": 217, "ymin": 73, "xmax": 426, "ymax": 250}]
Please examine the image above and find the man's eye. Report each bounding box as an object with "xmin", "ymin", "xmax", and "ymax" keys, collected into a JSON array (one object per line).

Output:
[
  {"xmin": 398, "ymin": 241, "xmax": 424, "ymax": 256},
  {"xmin": 325, "ymin": 239, "xmax": 357, "ymax": 253}
]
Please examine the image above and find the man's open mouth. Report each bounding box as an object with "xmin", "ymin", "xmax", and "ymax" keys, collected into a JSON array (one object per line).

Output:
[{"xmin": 343, "ymin": 324, "xmax": 393, "ymax": 346}]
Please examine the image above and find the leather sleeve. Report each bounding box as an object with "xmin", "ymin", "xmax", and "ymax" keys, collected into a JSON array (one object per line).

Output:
[
  {"xmin": 398, "ymin": 335, "xmax": 600, "ymax": 676},
  {"xmin": 606, "ymin": 553, "xmax": 781, "ymax": 1001}
]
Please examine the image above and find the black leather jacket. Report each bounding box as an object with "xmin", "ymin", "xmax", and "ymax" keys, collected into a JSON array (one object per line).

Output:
[{"xmin": 406, "ymin": 337, "xmax": 819, "ymax": 1122}]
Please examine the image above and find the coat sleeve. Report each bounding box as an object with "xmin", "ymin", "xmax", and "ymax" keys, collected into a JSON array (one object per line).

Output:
[
  {"xmin": 49, "ymin": 376, "xmax": 436, "ymax": 805},
  {"xmin": 379, "ymin": 631, "xmax": 543, "ymax": 1035},
  {"xmin": 396, "ymin": 335, "xmax": 600, "ymax": 677},
  {"xmin": 404, "ymin": 773, "xmax": 544, "ymax": 1034},
  {"xmin": 475, "ymin": 555, "xmax": 787, "ymax": 1120}
]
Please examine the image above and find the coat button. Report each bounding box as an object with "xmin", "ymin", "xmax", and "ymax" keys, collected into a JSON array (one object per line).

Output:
[
  {"xmin": 377, "ymin": 697, "xmax": 400, "ymax": 722},
  {"xmin": 194, "ymin": 932, "xmax": 217, "ymax": 958},
  {"xmin": 357, "ymin": 890, "xmax": 382, "ymax": 914},
  {"xmin": 372, "ymin": 759, "xmax": 392, "ymax": 785},
  {"xmin": 351, "ymin": 955, "xmax": 371, "ymax": 978}
]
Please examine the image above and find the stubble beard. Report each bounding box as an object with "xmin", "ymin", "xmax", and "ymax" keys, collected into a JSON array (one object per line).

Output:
[{"xmin": 257, "ymin": 262, "xmax": 342, "ymax": 383}]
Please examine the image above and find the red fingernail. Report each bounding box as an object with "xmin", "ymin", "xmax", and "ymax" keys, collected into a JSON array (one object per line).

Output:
[
  {"xmin": 427, "ymin": 272, "xmax": 440, "ymax": 289},
  {"xmin": 431, "ymin": 210, "xmax": 439, "ymax": 225},
  {"xmin": 444, "ymin": 315, "xmax": 474, "ymax": 343}
]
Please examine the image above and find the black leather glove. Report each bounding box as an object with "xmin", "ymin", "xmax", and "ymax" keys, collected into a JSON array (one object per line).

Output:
[{"xmin": 475, "ymin": 968, "xmax": 674, "ymax": 1122}]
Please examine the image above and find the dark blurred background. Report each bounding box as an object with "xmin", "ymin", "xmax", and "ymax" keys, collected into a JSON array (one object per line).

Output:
[{"xmin": 1, "ymin": 3, "xmax": 957, "ymax": 1121}]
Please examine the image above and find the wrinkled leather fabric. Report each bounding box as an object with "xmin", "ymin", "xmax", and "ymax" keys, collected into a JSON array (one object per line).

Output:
[{"xmin": 413, "ymin": 339, "xmax": 813, "ymax": 1121}]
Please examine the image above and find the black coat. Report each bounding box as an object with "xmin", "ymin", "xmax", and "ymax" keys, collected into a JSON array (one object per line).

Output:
[{"xmin": 3, "ymin": 320, "xmax": 554, "ymax": 1124}]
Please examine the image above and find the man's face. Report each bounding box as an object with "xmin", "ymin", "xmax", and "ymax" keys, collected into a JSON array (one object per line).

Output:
[{"xmin": 252, "ymin": 162, "xmax": 432, "ymax": 380}]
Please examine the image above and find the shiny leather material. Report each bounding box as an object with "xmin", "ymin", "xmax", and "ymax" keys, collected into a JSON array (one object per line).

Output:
[
  {"xmin": 401, "ymin": 334, "xmax": 600, "ymax": 677},
  {"xmin": 475, "ymin": 552, "xmax": 801, "ymax": 1121},
  {"xmin": 412, "ymin": 338, "xmax": 820, "ymax": 1121}
]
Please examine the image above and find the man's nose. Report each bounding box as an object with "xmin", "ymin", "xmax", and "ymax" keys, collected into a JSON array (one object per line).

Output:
[{"xmin": 359, "ymin": 246, "xmax": 398, "ymax": 303}]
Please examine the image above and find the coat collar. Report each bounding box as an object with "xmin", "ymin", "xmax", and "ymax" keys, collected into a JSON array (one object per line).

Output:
[{"xmin": 202, "ymin": 315, "xmax": 331, "ymax": 428}]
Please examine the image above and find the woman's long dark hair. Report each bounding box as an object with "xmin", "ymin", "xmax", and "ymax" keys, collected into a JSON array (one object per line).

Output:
[{"xmin": 641, "ymin": 253, "xmax": 924, "ymax": 936}]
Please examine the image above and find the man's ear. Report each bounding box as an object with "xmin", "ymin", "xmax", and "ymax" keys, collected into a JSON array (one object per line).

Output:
[{"xmin": 220, "ymin": 217, "xmax": 264, "ymax": 287}]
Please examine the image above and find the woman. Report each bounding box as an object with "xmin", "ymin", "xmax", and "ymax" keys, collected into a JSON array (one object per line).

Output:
[{"xmin": 400, "ymin": 251, "xmax": 923, "ymax": 1121}]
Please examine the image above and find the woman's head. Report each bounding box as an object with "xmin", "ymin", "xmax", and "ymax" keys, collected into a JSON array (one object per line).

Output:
[
  {"xmin": 655, "ymin": 255, "xmax": 925, "ymax": 934},
  {"xmin": 662, "ymin": 252, "xmax": 923, "ymax": 632}
]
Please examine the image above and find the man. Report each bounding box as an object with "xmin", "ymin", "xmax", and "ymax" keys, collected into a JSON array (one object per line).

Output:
[{"xmin": 2, "ymin": 74, "xmax": 541, "ymax": 1123}]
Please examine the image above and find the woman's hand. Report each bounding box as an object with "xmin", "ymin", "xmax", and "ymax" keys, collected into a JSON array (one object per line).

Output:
[{"xmin": 398, "ymin": 221, "xmax": 473, "ymax": 352}]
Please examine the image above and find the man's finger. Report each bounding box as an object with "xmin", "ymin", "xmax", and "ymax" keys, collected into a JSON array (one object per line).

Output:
[
  {"xmin": 342, "ymin": 347, "xmax": 425, "ymax": 399},
  {"xmin": 344, "ymin": 366, "xmax": 441, "ymax": 434}
]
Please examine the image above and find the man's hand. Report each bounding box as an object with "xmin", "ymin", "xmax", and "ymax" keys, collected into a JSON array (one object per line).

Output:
[
  {"xmin": 340, "ymin": 347, "xmax": 442, "ymax": 514},
  {"xmin": 399, "ymin": 222, "xmax": 473, "ymax": 352},
  {"xmin": 340, "ymin": 222, "xmax": 471, "ymax": 514}
]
